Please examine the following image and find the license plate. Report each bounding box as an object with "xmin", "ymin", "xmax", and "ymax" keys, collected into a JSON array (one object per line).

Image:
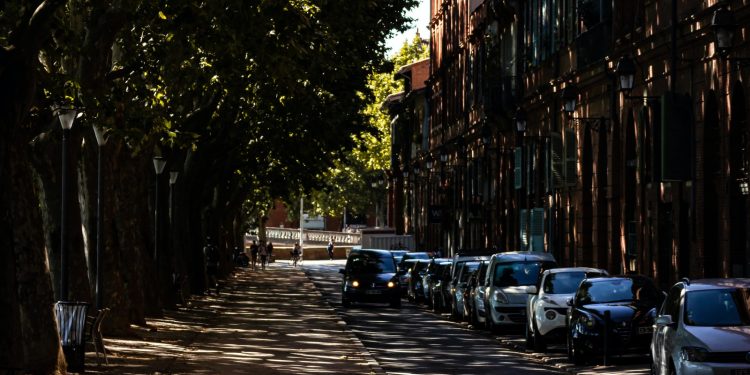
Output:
[
  {"xmin": 731, "ymin": 370, "xmax": 750, "ymax": 375},
  {"xmin": 365, "ymin": 290, "xmax": 382, "ymax": 295},
  {"xmin": 637, "ymin": 326, "xmax": 653, "ymax": 335}
]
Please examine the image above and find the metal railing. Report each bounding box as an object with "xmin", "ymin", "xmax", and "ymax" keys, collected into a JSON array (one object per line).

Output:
[{"xmin": 263, "ymin": 227, "xmax": 361, "ymax": 245}]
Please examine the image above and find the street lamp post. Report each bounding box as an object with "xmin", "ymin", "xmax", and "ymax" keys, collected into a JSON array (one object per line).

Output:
[
  {"xmin": 153, "ymin": 156, "xmax": 167, "ymax": 297},
  {"xmin": 58, "ymin": 108, "xmax": 77, "ymax": 301},
  {"xmin": 93, "ymin": 125, "xmax": 107, "ymax": 310}
]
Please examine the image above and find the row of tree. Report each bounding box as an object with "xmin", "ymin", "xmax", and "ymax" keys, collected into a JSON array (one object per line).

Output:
[{"xmin": 0, "ymin": 0, "xmax": 416, "ymax": 372}]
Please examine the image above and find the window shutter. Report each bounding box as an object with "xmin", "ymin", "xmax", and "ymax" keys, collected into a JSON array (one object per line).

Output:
[
  {"xmin": 530, "ymin": 208, "xmax": 546, "ymax": 252},
  {"xmin": 514, "ymin": 147, "xmax": 523, "ymax": 190},
  {"xmin": 519, "ymin": 208, "xmax": 529, "ymax": 248},
  {"xmin": 565, "ymin": 128, "xmax": 578, "ymax": 187},
  {"xmin": 551, "ymin": 132, "xmax": 564, "ymax": 188}
]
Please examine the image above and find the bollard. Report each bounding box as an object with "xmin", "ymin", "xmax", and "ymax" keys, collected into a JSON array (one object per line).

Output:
[{"xmin": 603, "ymin": 310, "xmax": 610, "ymax": 366}]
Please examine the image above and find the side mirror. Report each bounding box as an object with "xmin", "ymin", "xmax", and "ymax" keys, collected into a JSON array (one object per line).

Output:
[
  {"xmin": 527, "ymin": 285, "xmax": 538, "ymax": 295},
  {"xmin": 655, "ymin": 315, "xmax": 676, "ymax": 328},
  {"xmin": 339, "ymin": 269, "xmax": 346, "ymax": 275},
  {"xmin": 566, "ymin": 298, "xmax": 574, "ymax": 306}
]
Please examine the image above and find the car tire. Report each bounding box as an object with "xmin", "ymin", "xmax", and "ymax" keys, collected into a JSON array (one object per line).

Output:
[
  {"xmin": 532, "ymin": 320, "xmax": 547, "ymax": 352},
  {"xmin": 487, "ymin": 314, "xmax": 500, "ymax": 334},
  {"xmin": 524, "ymin": 321, "xmax": 534, "ymax": 350}
]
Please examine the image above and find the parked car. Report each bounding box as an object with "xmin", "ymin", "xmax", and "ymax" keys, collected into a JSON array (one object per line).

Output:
[
  {"xmin": 398, "ymin": 252, "xmax": 431, "ymax": 271},
  {"xmin": 339, "ymin": 248, "xmax": 401, "ymax": 308},
  {"xmin": 398, "ymin": 259, "xmax": 421, "ymax": 296},
  {"xmin": 484, "ymin": 251, "xmax": 557, "ymax": 332},
  {"xmin": 431, "ymin": 262, "xmax": 454, "ymax": 313},
  {"xmin": 389, "ymin": 250, "xmax": 408, "ymax": 264},
  {"xmin": 422, "ymin": 258, "xmax": 452, "ymax": 308},
  {"xmin": 407, "ymin": 259, "xmax": 431, "ymax": 302},
  {"xmin": 450, "ymin": 261, "xmax": 481, "ymax": 320},
  {"xmin": 651, "ymin": 278, "xmax": 750, "ymax": 375},
  {"xmin": 567, "ymin": 275, "xmax": 663, "ymax": 365},
  {"xmin": 525, "ymin": 267, "xmax": 608, "ymax": 351},
  {"xmin": 465, "ymin": 261, "xmax": 490, "ymax": 327}
]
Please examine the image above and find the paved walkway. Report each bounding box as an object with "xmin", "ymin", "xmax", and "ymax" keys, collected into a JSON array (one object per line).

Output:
[{"xmin": 85, "ymin": 261, "xmax": 380, "ymax": 374}]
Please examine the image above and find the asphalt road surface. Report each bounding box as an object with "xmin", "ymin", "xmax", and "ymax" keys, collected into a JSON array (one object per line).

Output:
[{"xmin": 304, "ymin": 261, "xmax": 566, "ymax": 375}]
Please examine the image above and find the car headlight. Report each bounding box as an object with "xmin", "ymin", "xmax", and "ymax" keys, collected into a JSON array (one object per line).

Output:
[
  {"xmin": 493, "ymin": 290, "xmax": 509, "ymax": 304},
  {"xmin": 351, "ymin": 280, "xmax": 360, "ymax": 288},
  {"xmin": 387, "ymin": 281, "xmax": 396, "ymax": 288},
  {"xmin": 681, "ymin": 347, "xmax": 708, "ymax": 362},
  {"xmin": 575, "ymin": 314, "xmax": 600, "ymax": 335}
]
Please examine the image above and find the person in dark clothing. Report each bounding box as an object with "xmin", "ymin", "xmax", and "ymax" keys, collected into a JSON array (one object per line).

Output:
[
  {"xmin": 267, "ymin": 242, "xmax": 274, "ymax": 263},
  {"xmin": 204, "ymin": 237, "xmax": 220, "ymax": 295},
  {"xmin": 327, "ymin": 238, "xmax": 335, "ymax": 260},
  {"xmin": 250, "ymin": 240, "xmax": 259, "ymax": 270}
]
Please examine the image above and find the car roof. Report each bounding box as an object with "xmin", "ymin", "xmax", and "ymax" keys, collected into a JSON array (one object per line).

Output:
[
  {"xmin": 492, "ymin": 251, "xmax": 556, "ymax": 262},
  {"xmin": 680, "ymin": 278, "xmax": 750, "ymax": 291},
  {"xmin": 351, "ymin": 248, "xmax": 393, "ymax": 257},
  {"xmin": 543, "ymin": 267, "xmax": 607, "ymax": 275}
]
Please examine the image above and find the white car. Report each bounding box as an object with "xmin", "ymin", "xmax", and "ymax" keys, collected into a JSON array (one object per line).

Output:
[
  {"xmin": 483, "ymin": 251, "xmax": 557, "ymax": 332},
  {"xmin": 524, "ymin": 267, "xmax": 607, "ymax": 352},
  {"xmin": 652, "ymin": 278, "xmax": 750, "ymax": 375}
]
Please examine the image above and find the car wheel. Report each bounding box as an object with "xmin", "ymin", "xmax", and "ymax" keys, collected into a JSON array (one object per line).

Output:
[
  {"xmin": 524, "ymin": 321, "xmax": 534, "ymax": 350},
  {"xmin": 487, "ymin": 314, "xmax": 500, "ymax": 334},
  {"xmin": 532, "ymin": 320, "xmax": 547, "ymax": 352}
]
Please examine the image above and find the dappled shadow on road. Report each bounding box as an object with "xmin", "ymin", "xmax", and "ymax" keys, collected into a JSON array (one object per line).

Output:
[
  {"xmin": 305, "ymin": 263, "xmax": 557, "ymax": 375},
  {"xmin": 84, "ymin": 262, "xmax": 372, "ymax": 374}
]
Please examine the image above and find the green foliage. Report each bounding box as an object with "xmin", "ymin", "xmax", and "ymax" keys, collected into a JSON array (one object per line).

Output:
[{"xmin": 307, "ymin": 33, "xmax": 429, "ymax": 217}]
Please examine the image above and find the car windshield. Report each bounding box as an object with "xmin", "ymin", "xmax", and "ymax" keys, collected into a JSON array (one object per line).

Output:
[
  {"xmin": 460, "ymin": 263, "xmax": 480, "ymax": 282},
  {"xmin": 577, "ymin": 278, "xmax": 660, "ymax": 305},
  {"xmin": 405, "ymin": 253, "xmax": 430, "ymax": 260},
  {"xmin": 348, "ymin": 253, "xmax": 395, "ymax": 273},
  {"xmin": 544, "ymin": 272, "xmax": 604, "ymax": 294},
  {"xmin": 493, "ymin": 262, "xmax": 544, "ymax": 287},
  {"xmin": 684, "ymin": 289, "xmax": 750, "ymax": 327}
]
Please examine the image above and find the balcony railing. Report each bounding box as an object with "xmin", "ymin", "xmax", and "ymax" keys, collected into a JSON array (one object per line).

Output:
[{"xmin": 262, "ymin": 227, "xmax": 362, "ymax": 245}]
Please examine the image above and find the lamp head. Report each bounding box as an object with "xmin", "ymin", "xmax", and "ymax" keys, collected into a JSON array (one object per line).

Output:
[
  {"xmin": 712, "ymin": 7, "xmax": 735, "ymax": 57},
  {"xmin": 153, "ymin": 156, "xmax": 167, "ymax": 175},
  {"xmin": 616, "ymin": 55, "xmax": 636, "ymax": 93},
  {"xmin": 57, "ymin": 108, "xmax": 77, "ymax": 130},
  {"xmin": 560, "ymin": 84, "xmax": 578, "ymax": 114}
]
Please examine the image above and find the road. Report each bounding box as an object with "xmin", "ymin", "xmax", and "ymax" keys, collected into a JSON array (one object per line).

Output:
[{"xmin": 304, "ymin": 261, "xmax": 565, "ymax": 375}]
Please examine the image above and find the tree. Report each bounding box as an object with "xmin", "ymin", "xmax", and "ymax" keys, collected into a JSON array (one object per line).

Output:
[{"xmin": 307, "ymin": 34, "xmax": 429, "ymax": 219}]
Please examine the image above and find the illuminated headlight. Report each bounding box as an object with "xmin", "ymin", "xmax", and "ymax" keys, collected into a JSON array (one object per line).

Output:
[
  {"xmin": 351, "ymin": 280, "xmax": 360, "ymax": 288},
  {"xmin": 681, "ymin": 347, "xmax": 708, "ymax": 362},
  {"xmin": 387, "ymin": 281, "xmax": 396, "ymax": 288},
  {"xmin": 493, "ymin": 290, "xmax": 509, "ymax": 304},
  {"xmin": 545, "ymin": 310, "xmax": 556, "ymax": 320}
]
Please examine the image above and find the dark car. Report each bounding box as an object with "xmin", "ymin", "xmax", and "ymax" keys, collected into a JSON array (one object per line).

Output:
[
  {"xmin": 398, "ymin": 259, "xmax": 421, "ymax": 296},
  {"xmin": 389, "ymin": 250, "xmax": 408, "ymax": 264},
  {"xmin": 431, "ymin": 262, "xmax": 454, "ymax": 313},
  {"xmin": 464, "ymin": 261, "xmax": 489, "ymax": 327},
  {"xmin": 340, "ymin": 248, "xmax": 401, "ymax": 308},
  {"xmin": 450, "ymin": 261, "xmax": 480, "ymax": 320},
  {"xmin": 567, "ymin": 275, "xmax": 664, "ymax": 365},
  {"xmin": 407, "ymin": 259, "xmax": 431, "ymax": 302},
  {"xmin": 423, "ymin": 258, "xmax": 452, "ymax": 308}
]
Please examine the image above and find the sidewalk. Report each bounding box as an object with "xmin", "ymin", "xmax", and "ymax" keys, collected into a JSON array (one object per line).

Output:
[{"xmin": 85, "ymin": 261, "xmax": 381, "ymax": 374}]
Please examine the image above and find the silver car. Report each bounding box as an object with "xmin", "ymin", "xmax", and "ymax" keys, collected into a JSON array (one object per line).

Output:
[{"xmin": 652, "ymin": 278, "xmax": 750, "ymax": 375}]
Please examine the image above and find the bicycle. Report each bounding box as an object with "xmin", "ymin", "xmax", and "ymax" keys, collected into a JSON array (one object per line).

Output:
[{"xmin": 290, "ymin": 251, "xmax": 301, "ymax": 267}]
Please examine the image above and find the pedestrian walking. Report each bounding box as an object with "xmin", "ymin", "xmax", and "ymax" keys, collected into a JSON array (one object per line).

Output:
[
  {"xmin": 267, "ymin": 241, "xmax": 274, "ymax": 263},
  {"xmin": 250, "ymin": 240, "xmax": 259, "ymax": 270},
  {"xmin": 327, "ymin": 238, "xmax": 335, "ymax": 260},
  {"xmin": 203, "ymin": 237, "xmax": 220, "ymax": 295},
  {"xmin": 259, "ymin": 242, "xmax": 268, "ymax": 270}
]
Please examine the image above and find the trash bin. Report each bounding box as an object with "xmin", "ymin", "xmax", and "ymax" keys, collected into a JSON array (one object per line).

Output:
[{"xmin": 55, "ymin": 301, "xmax": 89, "ymax": 372}]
